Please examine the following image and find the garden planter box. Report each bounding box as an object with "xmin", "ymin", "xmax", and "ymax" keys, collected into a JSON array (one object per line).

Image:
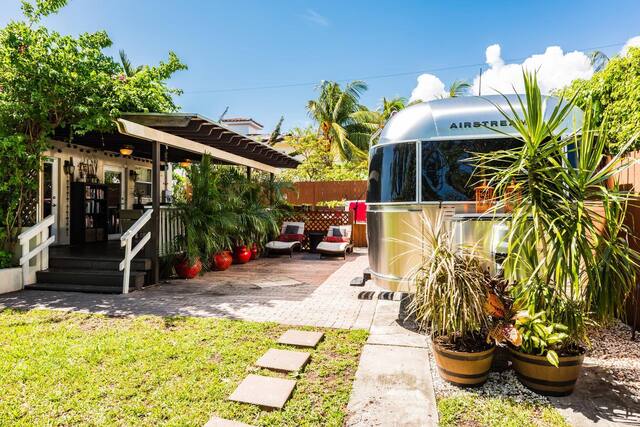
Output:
[
  {"xmin": 509, "ymin": 347, "xmax": 584, "ymax": 396},
  {"xmin": 0, "ymin": 267, "xmax": 22, "ymax": 294},
  {"xmin": 432, "ymin": 343, "xmax": 495, "ymax": 386}
]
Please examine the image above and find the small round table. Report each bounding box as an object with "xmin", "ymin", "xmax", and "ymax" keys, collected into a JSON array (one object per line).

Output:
[{"xmin": 308, "ymin": 232, "xmax": 325, "ymax": 253}]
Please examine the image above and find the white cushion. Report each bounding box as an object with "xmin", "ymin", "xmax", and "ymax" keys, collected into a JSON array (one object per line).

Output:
[
  {"xmin": 281, "ymin": 221, "xmax": 305, "ymax": 235},
  {"xmin": 266, "ymin": 241, "xmax": 300, "ymax": 250},
  {"xmin": 327, "ymin": 225, "xmax": 352, "ymax": 239},
  {"xmin": 317, "ymin": 241, "xmax": 349, "ymax": 253}
]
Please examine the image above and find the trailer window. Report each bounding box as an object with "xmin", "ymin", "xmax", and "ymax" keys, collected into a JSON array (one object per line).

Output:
[
  {"xmin": 421, "ymin": 138, "xmax": 520, "ymax": 201},
  {"xmin": 367, "ymin": 143, "xmax": 416, "ymax": 203}
]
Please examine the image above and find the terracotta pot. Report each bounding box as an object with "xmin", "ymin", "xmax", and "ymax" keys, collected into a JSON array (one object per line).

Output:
[
  {"xmin": 212, "ymin": 251, "xmax": 232, "ymax": 271},
  {"xmin": 174, "ymin": 257, "xmax": 202, "ymax": 279},
  {"xmin": 234, "ymin": 245, "xmax": 251, "ymax": 264},
  {"xmin": 509, "ymin": 347, "xmax": 584, "ymax": 396},
  {"xmin": 432, "ymin": 342, "xmax": 495, "ymax": 387},
  {"xmin": 250, "ymin": 243, "xmax": 260, "ymax": 260}
]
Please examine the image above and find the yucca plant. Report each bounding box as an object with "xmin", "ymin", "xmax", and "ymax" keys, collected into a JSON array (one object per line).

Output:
[
  {"xmin": 407, "ymin": 211, "xmax": 489, "ymax": 349},
  {"xmin": 472, "ymin": 71, "xmax": 640, "ymax": 346}
]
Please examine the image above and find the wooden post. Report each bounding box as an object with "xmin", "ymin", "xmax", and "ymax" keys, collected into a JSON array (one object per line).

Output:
[
  {"xmin": 151, "ymin": 141, "xmax": 161, "ymax": 284},
  {"xmin": 269, "ymin": 172, "xmax": 274, "ymax": 204},
  {"xmin": 246, "ymin": 166, "xmax": 252, "ymax": 181}
]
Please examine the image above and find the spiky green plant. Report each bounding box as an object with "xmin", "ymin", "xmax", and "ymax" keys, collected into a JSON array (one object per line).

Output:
[
  {"xmin": 472, "ymin": 71, "xmax": 640, "ymax": 344},
  {"xmin": 407, "ymin": 211, "xmax": 489, "ymax": 342}
]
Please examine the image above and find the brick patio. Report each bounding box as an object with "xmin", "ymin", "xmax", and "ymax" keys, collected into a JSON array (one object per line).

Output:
[{"xmin": 0, "ymin": 249, "xmax": 381, "ymax": 330}]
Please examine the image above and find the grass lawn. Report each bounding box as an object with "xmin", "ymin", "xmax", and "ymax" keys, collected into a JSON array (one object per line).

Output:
[
  {"xmin": 437, "ymin": 395, "xmax": 569, "ymax": 427},
  {"xmin": 0, "ymin": 309, "xmax": 367, "ymax": 426}
]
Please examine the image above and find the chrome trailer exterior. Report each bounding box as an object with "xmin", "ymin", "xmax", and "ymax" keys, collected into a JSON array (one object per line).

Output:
[{"xmin": 366, "ymin": 95, "xmax": 583, "ymax": 292}]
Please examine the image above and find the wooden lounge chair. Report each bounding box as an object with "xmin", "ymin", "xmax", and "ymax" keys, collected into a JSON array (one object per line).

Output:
[
  {"xmin": 265, "ymin": 222, "xmax": 306, "ymax": 258},
  {"xmin": 316, "ymin": 225, "xmax": 353, "ymax": 259}
]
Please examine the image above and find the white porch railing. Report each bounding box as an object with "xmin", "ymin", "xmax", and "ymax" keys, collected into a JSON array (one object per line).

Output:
[
  {"xmin": 159, "ymin": 206, "xmax": 183, "ymax": 257},
  {"xmin": 119, "ymin": 209, "xmax": 152, "ymax": 294},
  {"xmin": 18, "ymin": 215, "xmax": 55, "ymax": 287}
]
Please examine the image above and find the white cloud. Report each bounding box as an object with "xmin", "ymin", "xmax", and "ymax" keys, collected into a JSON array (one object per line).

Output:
[
  {"xmin": 621, "ymin": 35, "xmax": 640, "ymax": 56},
  {"xmin": 409, "ymin": 73, "xmax": 447, "ymax": 102},
  {"xmin": 471, "ymin": 44, "xmax": 593, "ymax": 95},
  {"xmin": 303, "ymin": 9, "xmax": 329, "ymax": 26}
]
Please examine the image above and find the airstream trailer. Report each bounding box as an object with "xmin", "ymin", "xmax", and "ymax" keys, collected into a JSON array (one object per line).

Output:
[{"xmin": 366, "ymin": 95, "xmax": 583, "ymax": 291}]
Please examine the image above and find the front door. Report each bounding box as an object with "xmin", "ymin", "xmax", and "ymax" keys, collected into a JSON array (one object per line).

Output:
[
  {"xmin": 104, "ymin": 165, "xmax": 126, "ymax": 239},
  {"xmin": 42, "ymin": 157, "xmax": 59, "ymax": 243}
]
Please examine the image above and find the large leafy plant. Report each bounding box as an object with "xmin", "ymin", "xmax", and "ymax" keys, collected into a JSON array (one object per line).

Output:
[
  {"xmin": 472, "ymin": 71, "xmax": 639, "ymax": 345},
  {"xmin": 515, "ymin": 310, "xmax": 568, "ymax": 367}
]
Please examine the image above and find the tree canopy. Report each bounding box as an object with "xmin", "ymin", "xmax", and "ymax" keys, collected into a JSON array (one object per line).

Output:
[
  {"xmin": 0, "ymin": 0, "xmax": 186, "ymax": 253},
  {"xmin": 563, "ymin": 47, "xmax": 640, "ymax": 152}
]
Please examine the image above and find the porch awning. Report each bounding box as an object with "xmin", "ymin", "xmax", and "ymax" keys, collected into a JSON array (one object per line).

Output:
[{"xmin": 54, "ymin": 112, "xmax": 299, "ymax": 173}]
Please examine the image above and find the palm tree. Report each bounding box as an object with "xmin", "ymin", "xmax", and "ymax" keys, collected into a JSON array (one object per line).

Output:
[
  {"xmin": 118, "ymin": 49, "xmax": 143, "ymax": 77},
  {"xmin": 589, "ymin": 50, "xmax": 609, "ymax": 72},
  {"xmin": 307, "ymin": 80, "xmax": 371, "ymax": 161},
  {"xmin": 267, "ymin": 115, "xmax": 284, "ymax": 146},
  {"xmin": 448, "ymin": 80, "xmax": 471, "ymax": 97}
]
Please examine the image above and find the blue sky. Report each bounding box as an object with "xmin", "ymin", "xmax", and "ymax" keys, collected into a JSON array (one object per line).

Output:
[{"xmin": 2, "ymin": 0, "xmax": 640, "ymax": 132}]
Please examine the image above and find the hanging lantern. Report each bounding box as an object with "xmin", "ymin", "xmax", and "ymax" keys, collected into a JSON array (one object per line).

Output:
[
  {"xmin": 119, "ymin": 145, "xmax": 134, "ymax": 156},
  {"xmin": 179, "ymin": 159, "xmax": 192, "ymax": 168}
]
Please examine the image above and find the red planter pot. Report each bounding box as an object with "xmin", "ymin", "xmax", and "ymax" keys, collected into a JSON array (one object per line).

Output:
[
  {"xmin": 250, "ymin": 243, "xmax": 260, "ymax": 260},
  {"xmin": 175, "ymin": 257, "xmax": 202, "ymax": 279},
  {"xmin": 234, "ymin": 245, "xmax": 251, "ymax": 264},
  {"xmin": 212, "ymin": 251, "xmax": 233, "ymax": 271}
]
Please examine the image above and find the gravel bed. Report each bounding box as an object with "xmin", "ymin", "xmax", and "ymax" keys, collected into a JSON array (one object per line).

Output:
[{"xmin": 425, "ymin": 321, "xmax": 640, "ymax": 404}]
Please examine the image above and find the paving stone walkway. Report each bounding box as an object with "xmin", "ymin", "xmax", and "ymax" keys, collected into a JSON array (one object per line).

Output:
[{"xmin": 0, "ymin": 250, "xmax": 379, "ymax": 329}]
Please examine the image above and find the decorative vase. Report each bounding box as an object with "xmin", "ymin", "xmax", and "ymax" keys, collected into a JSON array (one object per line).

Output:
[
  {"xmin": 212, "ymin": 251, "xmax": 233, "ymax": 271},
  {"xmin": 250, "ymin": 243, "xmax": 260, "ymax": 260},
  {"xmin": 174, "ymin": 257, "xmax": 202, "ymax": 279},
  {"xmin": 509, "ymin": 347, "xmax": 585, "ymax": 396},
  {"xmin": 475, "ymin": 181, "xmax": 495, "ymax": 213},
  {"xmin": 432, "ymin": 342, "xmax": 495, "ymax": 387},
  {"xmin": 234, "ymin": 245, "xmax": 251, "ymax": 264}
]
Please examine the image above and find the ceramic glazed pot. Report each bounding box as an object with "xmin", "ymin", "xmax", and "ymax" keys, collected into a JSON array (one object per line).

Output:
[
  {"xmin": 234, "ymin": 245, "xmax": 251, "ymax": 264},
  {"xmin": 432, "ymin": 342, "xmax": 495, "ymax": 387},
  {"xmin": 174, "ymin": 257, "xmax": 202, "ymax": 279},
  {"xmin": 212, "ymin": 251, "xmax": 232, "ymax": 271},
  {"xmin": 250, "ymin": 243, "xmax": 260, "ymax": 260},
  {"xmin": 509, "ymin": 347, "xmax": 584, "ymax": 396}
]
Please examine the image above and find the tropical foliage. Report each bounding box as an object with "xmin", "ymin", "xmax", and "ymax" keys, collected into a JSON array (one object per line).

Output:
[
  {"xmin": 307, "ymin": 80, "xmax": 373, "ymax": 161},
  {"xmin": 472, "ymin": 71, "xmax": 639, "ymax": 347},
  {"xmin": 278, "ymin": 127, "xmax": 368, "ymax": 182},
  {"xmin": 563, "ymin": 46, "xmax": 640, "ymax": 152},
  {"xmin": 175, "ymin": 155, "xmax": 290, "ymax": 266},
  {"xmin": 0, "ymin": 0, "xmax": 186, "ymax": 255}
]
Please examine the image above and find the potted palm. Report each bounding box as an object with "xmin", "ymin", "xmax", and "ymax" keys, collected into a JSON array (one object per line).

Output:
[
  {"xmin": 408, "ymin": 212, "xmax": 494, "ymax": 387},
  {"xmin": 472, "ymin": 71, "xmax": 639, "ymax": 395}
]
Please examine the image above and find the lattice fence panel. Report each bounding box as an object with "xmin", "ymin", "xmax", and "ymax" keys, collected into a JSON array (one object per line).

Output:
[{"xmin": 282, "ymin": 209, "xmax": 353, "ymax": 250}]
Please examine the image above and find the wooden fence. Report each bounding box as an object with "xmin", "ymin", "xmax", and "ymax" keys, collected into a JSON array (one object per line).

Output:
[
  {"xmin": 284, "ymin": 180, "xmax": 367, "ymax": 206},
  {"xmin": 613, "ymin": 152, "xmax": 640, "ymax": 332},
  {"xmin": 283, "ymin": 208, "xmax": 367, "ymax": 248}
]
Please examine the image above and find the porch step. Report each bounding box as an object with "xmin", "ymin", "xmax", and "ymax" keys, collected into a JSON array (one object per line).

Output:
[
  {"xmin": 49, "ymin": 256, "xmax": 151, "ymax": 271},
  {"xmin": 25, "ymin": 283, "xmax": 123, "ymax": 294},
  {"xmin": 36, "ymin": 269, "xmax": 146, "ymax": 289}
]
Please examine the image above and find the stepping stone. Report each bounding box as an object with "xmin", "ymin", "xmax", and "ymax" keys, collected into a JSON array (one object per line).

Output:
[
  {"xmin": 204, "ymin": 417, "xmax": 255, "ymax": 427},
  {"xmin": 350, "ymin": 276, "xmax": 365, "ymax": 286},
  {"xmin": 255, "ymin": 348, "xmax": 310, "ymax": 372},
  {"xmin": 228, "ymin": 374, "xmax": 296, "ymax": 409},
  {"xmin": 277, "ymin": 330, "xmax": 324, "ymax": 348}
]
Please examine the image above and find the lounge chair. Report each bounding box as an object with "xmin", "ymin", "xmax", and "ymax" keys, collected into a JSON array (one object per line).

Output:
[
  {"xmin": 265, "ymin": 222, "xmax": 306, "ymax": 258},
  {"xmin": 316, "ymin": 225, "xmax": 353, "ymax": 259}
]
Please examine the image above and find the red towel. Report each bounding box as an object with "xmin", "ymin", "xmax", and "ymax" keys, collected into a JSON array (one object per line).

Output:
[{"xmin": 349, "ymin": 201, "xmax": 367, "ymax": 223}]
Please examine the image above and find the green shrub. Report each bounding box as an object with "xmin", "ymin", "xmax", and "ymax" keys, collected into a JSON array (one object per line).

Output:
[{"xmin": 0, "ymin": 250, "xmax": 14, "ymax": 269}]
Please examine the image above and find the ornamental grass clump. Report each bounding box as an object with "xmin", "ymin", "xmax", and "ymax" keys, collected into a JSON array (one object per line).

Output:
[{"xmin": 407, "ymin": 212, "xmax": 490, "ymax": 351}]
